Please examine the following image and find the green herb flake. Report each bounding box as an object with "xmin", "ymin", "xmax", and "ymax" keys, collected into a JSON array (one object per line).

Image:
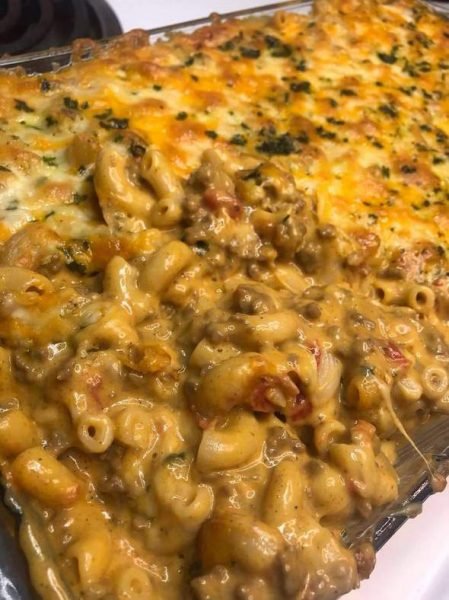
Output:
[
  {"xmin": 6, "ymin": 200, "xmax": 18, "ymax": 211},
  {"xmin": 256, "ymin": 133, "xmax": 295, "ymax": 155},
  {"xmin": 94, "ymin": 108, "xmax": 113, "ymax": 120},
  {"xmin": 45, "ymin": 115, "xmax": 58, "ymax": 127},
  {"xmin": 193, "ymin": 240, "xmax": 209, "ymax": 256},
  {"xmin": 436, "ymin": 130, "xmax": 448, "ymax": 144},
  {"xmin": 129, "ymin": 143, "xmax": 146, "ymax": 157},
  {"xmin": 264, "ymin": 35, "xmax": 281, "ymax": 48},
  {"xmin": 176, "ymin": 111, "xmax": 188, "ymax": 121},
  {"xmin": 63, "ymin": 97, "xmax": 79, "ymax": 110},
  {"xmin": 72, "ymin": 193, "xmax": 87, "ymax": 205},
  {"xmin": 14, "ymin": 99, "xmax": 34, "ymax": 113},
  {"xmin": 42, "ymin": 156, "xmax": 58, "ymax": 167},
  {"xmin": 40, "ymin": 79, "xmax": 52, "ymax": 93},
  {"xmin": 379, "ymin": 103, "xmax": 398, "ymax": 118},
  {"xmin": 230, "ymin": 134, "xmax": 247, "ymax": 146},
  {"xmin": 326, "ymin": 116, "xmax": 345, "ymax": 126},
  {"xmin": 340, "ymin": 88, "xmax": 357, "ymax": 97},
  {"xmin": 218, "ymin": 39, "xmax": 235, "ymax": 52},
  {"xmin": 377, "ymin": 50, "xmax": 397, "ymax": 64},
  {"xmin": 264, "ymin": 34, "xmax": 292, "ymax": 57},
  {"xmin": 290, "ymin": 81, "xmax": 311, "ymax": 93},
  {"xmin": 240, "ymin": 47, "xmax": 261, "ymax": 59},
  {"xmin": 100, "ymin": 117, "xmax": 129, "ymax": 130},
  {"xmin": 381, "ymin": 166, "xmax": 390, "ymax": 178},
  {"xmin": 400, "ymin": 164, "xmax": 417, "ymax": 174},
  {"xmin": 0, "ymin": 165, "xmax": 11, "ymax": 173},
  {"xmin": 205, "ymin": 130, "xmax": 218, "ymax": 139},
  {"xmin": 315, "ymin": 126, "xmax": 336, "ymax": 140}
]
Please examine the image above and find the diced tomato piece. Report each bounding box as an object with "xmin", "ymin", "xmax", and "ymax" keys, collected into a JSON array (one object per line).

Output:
[
  {"xmin": 250, "ymin": 376, "xmax": 278, "ymax": 412},
  {"xmin": 289, "ymin": 390, "xmax": 312, "ymax": 423},
  {"xmin": 382, "ymin": 341, "xmax": 409, "ymax": 367},
  {"xmin": 306, "ymin": 340, "xmax": 322, "ymax": 366},
  {"xmin": 203, "ymin": 188, "xmax": 243, "ymax": 219}
]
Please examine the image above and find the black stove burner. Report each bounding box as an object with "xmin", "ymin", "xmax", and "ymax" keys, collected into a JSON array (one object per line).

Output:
[{"xmin": 0, "ymin": 0, "xmax": 122, "ymax": 55}]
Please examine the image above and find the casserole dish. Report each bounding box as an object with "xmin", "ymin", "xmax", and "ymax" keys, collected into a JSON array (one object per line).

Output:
[{"xmin": 1, "ymin": 1, "xmax": 449, "ymax": 598}]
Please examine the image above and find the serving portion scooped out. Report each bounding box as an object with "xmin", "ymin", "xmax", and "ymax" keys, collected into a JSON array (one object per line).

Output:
[{"xmin": 0, "ymin": 0, "xmax": 449, "ymax": 597}]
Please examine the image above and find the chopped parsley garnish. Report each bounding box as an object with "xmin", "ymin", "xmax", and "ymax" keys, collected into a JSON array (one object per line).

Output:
[
  {"xmin": 72, "ymin": 193, "xmax": 87, "ymax": 204},
  {"xmin": 94, "ymin": 108, "xmax": 113, "ymax": 120},
  {"xmin": 264, "ymin": 35, "xmax": 280, "ymax": 48},
  {"xmin": 40, "ymin": 79, "xmax": 52, "ymax": 92},
  {"xmin": 193, "ymin": 240, "xmax": 209, "ymax": 255},
  {"xmin": 129, "ymin": 143, "xmax": 146, "ymax": 157},
  {"xmin": 326, "ymin": 116, "xmax": 345, "ymax": 126},
  {"xmin": 176, "ymin": 111, "xmax": 188, "ymax": 121},
  {"xmin": 377, "ymin": 49, "xmax": 397, "ymax": 64},
  {"xmin": 153, "ymin": 84, "xmax": 163, "ymax": 91},
  {"xmin": 205, "ymin": 130, "xmax": 218, "ymax": 139},
  {"xmin": 14, "ymin": 99, "xmax": 34, "ymax": 113},
  {"xmin": 240, "ymin": 47, "xmax": 260, "ymax": 59},
  {"xmin": 272, "ymin": 45, "xmax": 292, "ymax": 58},
  {"xmin": 436, "ymin": 130, "xmax": 447, "ymax": 144},
  {"xmin": 379, "ymin": 103, "xmax": 398, "ymax": 118},
  {"xmin": 6, "ymin": 200, "xmax": 18, "ymax": 211},
  {"xmin": 99, "ymin": 117, "xmax": 129, "ymax": 130},
  {"xmin": 0, "ymin": 165, "xmax": 11, "ymax": 172},
  {"xmin": 381, "ymin": 166, "xmax": 390, "ymax": 178},
  {"xmin": 340, "ymin": 88, "xmax": 357, "ymax": 96},
  {"xmin": 296, "ymin": 59, "xmax": 307, "ymax": 72},
  {"xmin": 42, "ymin": 156, "xmax": 58, "ymax": 167},
  {"xmin": 230, "ymin": 134, "xmax": 247, "ymax": 146},
  {"xmin": 46, "ymin": 115, "xmax": 58, "ymax": 127},
  {"xmin": 400, "ymin": 164, "xmax": 417, "ymax": 174},
  {"xmin": 63, "ymin": 97, "xmax": 79, "ymax": 110},
  {"xmin": 60, "ymin": 241, "xmax": 91, "ymax": 274},
  {"xmin": 218, "ymin": 39, "xmax": 235, "ymax": 52},
  {"xmin": 264, "ymin": 36, "xmax": 292, "ymax": 57},
  {"xmin": 290, "ymin": 81, "xmax": 311, "ymax": 93},
  {"xmin": 256, "ymin": 133, "xmax": 295, "ymax": 155},
  {"xmin": 399, "ymin": 86, "xmax": 416, "ymax": 96},
  {"xmin": 416, "ymin": 60, "xmax": 431, "ymax": 73},
  {"xmin": 315, "ymin": 126, "xmax": 336, "ymax": 140}
]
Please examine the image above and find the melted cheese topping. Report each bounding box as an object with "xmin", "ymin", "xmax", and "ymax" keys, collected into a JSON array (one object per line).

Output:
[
  {"xmin": 0, "ymin": 1, "xmax": 448, "ymax": 599},
  {"xmin": 0, "ymin": 0, "xmax": 447, "ymax": 255}
]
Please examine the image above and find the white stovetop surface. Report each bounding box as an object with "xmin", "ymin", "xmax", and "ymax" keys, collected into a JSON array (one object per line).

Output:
[{"xmin": 107, "ymin": 2, "xmax": 449, "ymax": 598}]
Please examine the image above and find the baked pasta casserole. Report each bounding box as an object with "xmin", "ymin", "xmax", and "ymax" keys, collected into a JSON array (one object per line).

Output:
[{"xmin": 0, "ymin": 0, "xmax": 449, "ymax": 597}]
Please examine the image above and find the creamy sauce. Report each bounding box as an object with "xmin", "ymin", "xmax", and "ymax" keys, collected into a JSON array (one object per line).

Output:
[{"xmin": 0, "ymin": 0, "xmax": 448, "ymax": 598}]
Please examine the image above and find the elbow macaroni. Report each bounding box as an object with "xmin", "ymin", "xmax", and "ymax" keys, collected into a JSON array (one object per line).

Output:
[{"xmin": 0, "ymin": 0, "xmax": 448, "ymax": 598}]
